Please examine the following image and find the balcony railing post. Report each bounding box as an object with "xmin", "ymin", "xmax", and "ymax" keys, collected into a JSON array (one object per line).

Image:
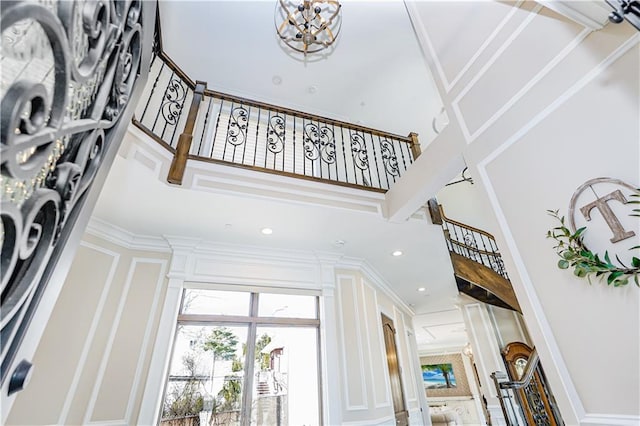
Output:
[
  {"xmin": 168, "ymin": 80, "xmax": 207, "ymax": 185},
  {"xmin": 408, "ymin": 132, "xmax": 421, "ymax": 159}
]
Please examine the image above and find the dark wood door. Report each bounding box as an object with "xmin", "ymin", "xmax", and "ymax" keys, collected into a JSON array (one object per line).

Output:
[{"xmin": 381, "ymin": 314, "xmax": 409, "ymax": 426}]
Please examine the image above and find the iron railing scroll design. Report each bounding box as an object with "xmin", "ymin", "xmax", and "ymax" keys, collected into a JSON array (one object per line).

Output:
[
  {"xmin": 435, "ymin": 202, "xmax": 509, "ymax": 280},
  {"xmin": 0, "ymin": 0, "xmax": 150, "ymax": 390},
  {"xmin": 133, "ymin": 49, "xmax": 420, "ymax": 191}
]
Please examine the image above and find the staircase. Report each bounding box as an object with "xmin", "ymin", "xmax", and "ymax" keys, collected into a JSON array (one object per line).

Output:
[
  {"xmin": 428, "ymin": 199, "xmax": 521, "ymax": 312},
  {"xmin": 256, "ymin": 380, "xmax": 270, "ymax": 396}
]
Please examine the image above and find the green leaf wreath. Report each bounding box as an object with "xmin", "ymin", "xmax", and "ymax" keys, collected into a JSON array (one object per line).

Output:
[{"xmin": 546, "ymin": 191, "xmax": 640, "ymax": 287}]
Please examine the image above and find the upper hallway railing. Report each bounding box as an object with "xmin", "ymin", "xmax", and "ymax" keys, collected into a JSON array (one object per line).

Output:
[
  {"xmin": 428, "ymin": 200, "xmax": 509, "ymax": 280},
  {"xmin": 427, "ymin": 198, "xmax": 520, "ymax": 312},
  {"xmin": 132, "ymin": 31, "xmax": 422, "ymax": 191}
]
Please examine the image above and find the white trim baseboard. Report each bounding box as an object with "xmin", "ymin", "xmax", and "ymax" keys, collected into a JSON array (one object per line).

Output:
[{"xmin": 581, "ymin": 413, "xmax": 640, "ymax": 425}]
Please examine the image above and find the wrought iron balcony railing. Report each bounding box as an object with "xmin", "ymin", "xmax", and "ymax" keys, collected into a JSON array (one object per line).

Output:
[
  {"xmin": 133, "ymin": 44, "xmax": 421, "ymax": 191},
  {"xmin": 428, "ymin": 199, "xmax": 520, "ymax": 311},
  {"xmin": 436, "ymin": 205, "xmax": 509, "ymax": 280}
]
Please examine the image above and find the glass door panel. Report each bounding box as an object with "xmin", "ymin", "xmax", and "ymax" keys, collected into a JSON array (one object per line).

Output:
[
  {"xmin": 182, "ymin": 289, "xmax": 251, "ymax": 316},
  {"xmin": 250, "ymin": 327, "xmax": 320, "ymax": 426},
  {"xmin": 162, "ymin": 325, "xmax": 248, "ymax": 426},
  {"xmin": 257, "ymin": 293, "xmax": 317, "ymax": 319}
]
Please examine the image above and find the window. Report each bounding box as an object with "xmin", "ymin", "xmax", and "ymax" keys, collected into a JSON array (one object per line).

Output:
[{"xmin": 161, "ymin": 289, "xmax": 321, "ymax": 426}]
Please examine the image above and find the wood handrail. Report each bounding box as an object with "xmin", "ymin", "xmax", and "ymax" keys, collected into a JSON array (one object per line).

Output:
[
  {"xmin": 202, "ymin": 87, "xmax": 413, "ymax": 142},
  {"xmin": 499, "ymin": 349, "xmax": 539, "ymax": 390},
  {"xmin": 446, "ymin": 237, "xmax": 501, "ymax": 258},
  {"xmin": 157, "ymin": 51, "xmax": 195, "ymax": 90},
  {"xmin": 440, "ymin": 205, "xmax": 498, "ymax": 241}
]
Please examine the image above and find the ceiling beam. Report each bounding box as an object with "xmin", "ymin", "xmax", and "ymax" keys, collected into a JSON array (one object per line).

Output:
[{"xmin": 383, "ymin": 122, "xmax": 466, "ymax": 223}]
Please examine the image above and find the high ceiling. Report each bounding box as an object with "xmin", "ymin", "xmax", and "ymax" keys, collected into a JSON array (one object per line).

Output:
[
  {"xmin": 158, "ymin": 0, "xmax": 444, "ymax": 145},
  {"xmin": 91, "ymin": 0, "xmax": 469, "ymax": 351}
]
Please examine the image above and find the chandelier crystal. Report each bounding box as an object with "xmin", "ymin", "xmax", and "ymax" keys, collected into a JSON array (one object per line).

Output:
[{"xmin": 275, "ymin": 0, "xmax": 342, "ymax": 55}]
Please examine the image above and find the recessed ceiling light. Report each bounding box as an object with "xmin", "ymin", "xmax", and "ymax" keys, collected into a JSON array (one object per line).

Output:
[
  {"xmin": 417, "ymin": 287, "xmax": 426, "ymax": 292},
  {"xmin": 272, "ymin": 75, "xmax": 282, "ymax": 85},
  {"xmin": 261, "ymin": 228, "xmax": 273, "ymax": 235},
  {"xmin": 392, "ymin": 250, "xmax": 403, "ymax": 257}
]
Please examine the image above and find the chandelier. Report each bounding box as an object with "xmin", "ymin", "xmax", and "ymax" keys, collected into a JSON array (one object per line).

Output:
[{"xmin": 275, "ymin": 0, "xmax": 342, "ymax": 55}]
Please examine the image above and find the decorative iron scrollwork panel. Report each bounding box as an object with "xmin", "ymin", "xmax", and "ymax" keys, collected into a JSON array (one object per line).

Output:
[
  {"xmin": 160, "ymin": 77, "xmax": 186, "ymax": 125},
  {"xmin": 267, "ymin": 113, "xmax": 285, "ymax": 154},
  {"xmin": 227, "ymin": 104, "xmax": 248, "ymax": 146},
  {"xmin": 303, "ymin": 121, "xmax": 336, "ymax": 164},
  {"xmin": 349, "ymin": 132, "xmax": 371, "ymax": 186},
  {"xmin": 525, "ymin": 377, "xmax": 552, "ymax": 426},
  {"xmin": 0, "ymin": 0, "xmax": 148, "ymax": 386},
  {"xmin": 379, "ymin": 138, "xmax": 400, "ymax": 178}
]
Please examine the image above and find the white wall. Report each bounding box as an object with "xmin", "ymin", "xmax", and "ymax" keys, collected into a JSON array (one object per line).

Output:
[
  {"xmin": 5, "ymin": 234, "xmax": 170, "ymax": 426},
  {"xmin": 335, "ymin": 268, "xmax": 424, "ymax": 425},
  {"xmin": 396, "ymin": 2, "xmax": 640, "ymax": 424},
  {"xmin": 6, "ymin": 227, "xmax": 428, "ymax": 426},
  {"xmin": 137, "ymin": 235, "xmax": 428, "ymax": 426}
]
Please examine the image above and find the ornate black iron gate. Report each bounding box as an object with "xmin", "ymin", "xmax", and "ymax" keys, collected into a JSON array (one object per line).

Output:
[{"xmin": 0, "ymin": 0, "xmax": 154, "ymax": 394}]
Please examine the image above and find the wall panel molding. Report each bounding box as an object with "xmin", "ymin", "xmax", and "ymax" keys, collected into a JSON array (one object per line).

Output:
[
  {"xmin": 336, "ymin": 274, "xmax": 369, "ymax": 411},
  {"xmin": 360, "ymin": 280, "xmax": 391, "ymax": 409},
  {"xmin": 478, "ymin": 33, "xmax": 639, "ymax": 168},
  {"xmin": 407, "ymin": 1, "xmax": 525, "ymax": 93},
  {"xmin": 475, "ymin": 32, "xmax": 640, "ymax": 425},
  {"xmin": 57, "ymin": 243, "xmax": 121, "ymax": 425},
  {"xmin": 124, "ymin": 259, "xmax": 167, "ymax": 424},
  {"xmin": 451, "ymin": 4, "xmax": 545, "ymax": 143},
  {"xmin": 341, "ymin": 414, "xmax": 395, "ymax": 426},
  {"xmin": 454, "ymin": 24, "xmax": 589, "ymax": 144},
  {"xmin": 463, "ymin": 303, "xmax": 500, "ymax": 399},
  {"xmin": 392, "ymin": 306, "xmax": 416, "ymax": 408},
  {"xmin": 337, "ymin": 258, "xmax": 414, "ymax": 315},
  {"xmin": 84, "ymin": 258, "xmax": 163, "ymax": 424},
  {"xmin": 581, "ymin": 413, "xmax": 640, "ymax": 425},
  {"xmin": 138, "ymin": 278, "xmax": 183, "ymax": 426}
]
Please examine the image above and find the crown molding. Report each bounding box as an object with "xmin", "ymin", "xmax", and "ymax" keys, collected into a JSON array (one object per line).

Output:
[
  {"xmin": 336, "ymin": 257, "xmax": 415, "ymax": 316},
  {"xmin": 86, "ymin": 218, "xmax": 170, "ymax": 253},
  {"xmin": 87, "ymin": 220, "xmax": 413, "ymax": 315}
]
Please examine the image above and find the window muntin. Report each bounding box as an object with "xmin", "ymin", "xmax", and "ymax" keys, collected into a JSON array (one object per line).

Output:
[
  {"xmin": 181, "ymin": 289, "xmax": 251, "ymax": 316},
  {"xmin": 257, "ymin": 293, "xmax": 317, "ymax": 319},
  {"xmin": 162, "ymin": 289, "xmax": 321, "ymax": 426}
]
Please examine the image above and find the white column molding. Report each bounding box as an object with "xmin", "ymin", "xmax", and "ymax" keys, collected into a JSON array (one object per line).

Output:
[
  {"xmin": 138, "ymin": 277, "xmax": 183, "ymax": 425},
  {"xmin": 163, "ymin": 236, "xmax": 201, "ymax": 279},
  {"xmin": 487, "ymin": 405, "xmax": 507, "ymax": 426},
  {"xmin": 317, "ymin": 257, "xmax": 343, "ymax": 426},
  {"xmin": 461, "ymin": 303, "xmax": 506, "ymax": 425},
  {"xmin": 407, "ymin": 329, "xmax": 432, "ymax": 426}
]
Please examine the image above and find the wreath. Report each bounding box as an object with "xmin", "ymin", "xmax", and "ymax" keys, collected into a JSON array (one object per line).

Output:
[{"xmin": 546, "ymin": 190, "xmax": 639, "ymax": 287}]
